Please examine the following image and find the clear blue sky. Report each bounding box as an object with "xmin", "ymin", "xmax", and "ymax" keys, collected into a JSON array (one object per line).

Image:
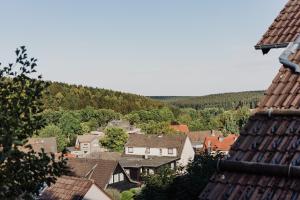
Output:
[{"xmin": 0, "ymin": 0, "xmax": 286, "ymax": 96}]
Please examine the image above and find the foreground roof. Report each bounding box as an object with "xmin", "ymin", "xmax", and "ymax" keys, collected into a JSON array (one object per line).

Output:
[
  {"xmin": 39, "ymin": 176, "xmax": 94, "ymax": 200},
  {"xmin": 255, "ymin": 0, "xmax": 300, "ymax": 51}
]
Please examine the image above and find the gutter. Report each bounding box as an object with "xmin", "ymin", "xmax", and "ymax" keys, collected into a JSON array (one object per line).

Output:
[
  {"xmin": 279, "ymin": 34, "xmax": 300, "ymax": 73},
  {"xmin": 217, "ymin": 160, "xmax": 300, "ymax": 178}
]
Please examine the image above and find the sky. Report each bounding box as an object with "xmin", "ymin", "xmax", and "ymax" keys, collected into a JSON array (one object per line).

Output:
[{"xmin": 0, "ymin": 0, "xmax": 287, "ymax": 96}]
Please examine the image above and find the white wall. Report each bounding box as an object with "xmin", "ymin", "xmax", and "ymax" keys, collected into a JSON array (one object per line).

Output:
[
  {"xmin": 125, "ymin": 147, "xmax": 177, "ymax": 157},
  {"xmin": 177, "ymin": 137, "xmax": 195, "ymax": 167},
  {"xmin": 84, "ymin": 184, "xmax": 111, "ymax": 200}
]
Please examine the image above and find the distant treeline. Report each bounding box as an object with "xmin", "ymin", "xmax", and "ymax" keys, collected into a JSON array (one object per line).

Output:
[
  {"xmin": 42, "ymin": 82, "xmax": 163, "ymax": 114},
  {"xmin": 151, "ymin": 91, "xmax": 264, "ymax": 110}
]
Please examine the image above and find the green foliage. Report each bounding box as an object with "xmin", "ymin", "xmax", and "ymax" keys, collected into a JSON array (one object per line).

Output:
[
  {"xmin": 138, "ymin": 121, "xmax": 174, "ymax": 135},
  {"xmin": 136, "ymin": 167, "xmax": 177, "ymax": 200},
  {"xmin": 0, "ymin": 47, "xmax": 67, "ymax": 199},
  {"xmin": 42, "ymin": 81, "xmax": 163, "ymax": 114},
  {"xmin": 151, "ymin": 91, "xmax": 263, "ymax": 110},
  {"xmin": 167, "ymin": 153, "xmax": 223, "ymax": 200},
  {"xmin": 59, "ymin": 112, "xmax": 82, "ymax": 143},
  {"xmin": 121, "ymin": 190, "xmax": 135, "ymax": 200},
  {"xmin": 136, "ymin": 153, "xmax": 222, "ymax": 200},
  {"xmin": 101, "ymin": 127, "xmax": 128, "ymax": 152},
  {"xmin": 38, "ymin": 124, "xmax": 67, "ymax": 152}
]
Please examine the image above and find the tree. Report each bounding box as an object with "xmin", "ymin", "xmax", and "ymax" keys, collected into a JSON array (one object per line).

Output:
[
  {"xmin": 101, "ymin": 127, "xmax": 128, "ymax": 152},
  {"xmin": 38, "ymin": 124, "xmax": 67, "ymax": 152},
  {"xmin": 58, "ymin": 112, "xmax": 82, "ymax": 143},
  {"xmin": 167, "ymin": 153, "xmax": 222, "ymax": 200},
  {"xmin": 136, "ymin": 167, "xmax": 177, "ymax": 200},
  {"xmin": 0, "ymin": 46, "xmax": 67, "ymax": 199}
]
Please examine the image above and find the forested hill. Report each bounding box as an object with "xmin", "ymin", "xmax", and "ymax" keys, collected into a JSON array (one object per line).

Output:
[
  {"xmin": 151, "ymin": 91, "xmax": 264, "ymax": 110},
  {"xmin": 42, "ymin": 81, "xmax": 163, "ymax": 113}
]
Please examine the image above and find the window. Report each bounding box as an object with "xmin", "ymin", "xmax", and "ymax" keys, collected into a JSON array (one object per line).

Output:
[
  {"xmin": 128, "ymin": 147, "xmax": 133, "ymax": 153},
  {"xmin": 119, "ymin": 173, "xmax": 124, "ymax": 181},
  {"xmin": 168, "ymin": 148, "xmax": 173, "ymax": 155},
  {"xmin": 145, "ymin": 147, "xmax": 150, "ymax": 154},
  {"xmin": 159, "ymin": 148, "xmax": 162, "ymax": 155},
  {"xmin": 114, "ymin": 174, "xmax": 119, "ymax": 182}
]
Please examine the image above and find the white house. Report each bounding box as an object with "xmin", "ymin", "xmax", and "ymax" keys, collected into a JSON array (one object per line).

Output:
[
  {"xmin": 120, "ymin": 134, "xmax": 195, "ymax": 181},
  {"xmin": 68, "ymin": 132, "xmax": 105, "ymax": 157},
  {"xmin": 39, "ymin": 175, "xmax": 112, "ymax": 200}
]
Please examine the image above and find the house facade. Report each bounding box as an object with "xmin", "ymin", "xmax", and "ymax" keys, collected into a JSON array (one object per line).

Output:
[
  {"xmin": 68, "ymin": 132, "xmax": 105, "ymax": 157},
  {"xmin": 120, "ymin": 134, "xmax": 194, "ymax": 181}
]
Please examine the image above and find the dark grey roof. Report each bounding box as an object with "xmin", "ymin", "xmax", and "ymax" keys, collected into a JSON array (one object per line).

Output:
[{"xmin": 119, "ymin": 156, "xmax": 178, "ymax": 168}]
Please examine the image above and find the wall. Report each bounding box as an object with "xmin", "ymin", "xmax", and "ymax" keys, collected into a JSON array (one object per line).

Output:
[
  {"xmin": 177, "ymin": 137, "xmax": 195, "ymax": 167},
  {"xmin": 125, "ymin": 147, "xmax": 177, "ymax": 157},
  {"xmin": 84, "ymin": 184, "xmax": 111, "ymax": 200}
]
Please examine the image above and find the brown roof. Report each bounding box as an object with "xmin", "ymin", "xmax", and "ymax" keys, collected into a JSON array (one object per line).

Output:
[
  {"xmin": 119, "ymin": 156, "xmax": 179, "ymax": 168},
  {"xmin": 24, "ymin": 137, "xmax": 57, "ymax": 153},
  {"xmin": 186, "ymin": 131, "xmax": 222, "ymax": 144},
  {"xmin": 67, "ymin": 158, "xmax": 119, "ymax": 189},
  {"xmin": 39, "ymin": 176, "xmax": 94, "ymax": 200},
  {"xmin": 255, "ymin": 0, "xmax": 300, "ymax": 51},
  {"xmin": 85, "ymin": 151, "xmax": 122, "ymax": 160},
  {"xmin": 125, "ymin": 134, "xmax": 187, "ymax": 156},
  {"xmin": 77, "ymin": 134, "xmax": 101, "ymax": 143}
]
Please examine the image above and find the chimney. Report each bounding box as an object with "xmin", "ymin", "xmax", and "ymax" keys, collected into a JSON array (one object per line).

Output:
[{"xmin": 211, "ymin": 130, "xmax": 215, "ymax": 136}]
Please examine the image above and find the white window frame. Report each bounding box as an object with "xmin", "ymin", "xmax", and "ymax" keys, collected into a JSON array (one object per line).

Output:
[
  {"xmin": 128, "ymin": 147, "xmax": 133, "ymax": 153},
  {"xmin": 168, "ymin": 148, "xmax": 173, "ymax": 155}
]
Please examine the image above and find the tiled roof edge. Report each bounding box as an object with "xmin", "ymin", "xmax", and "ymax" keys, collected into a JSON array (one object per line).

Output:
[
  {"xmin": 218, "ymin": 160, "xmax": 299, "ymax": 178},
  {"xmin": 254, "ymin": 43, "xmax": 289, "ymax": 50},
  {"xmin": 254, "ymin": 109, "xmax": 300, "ymax": 117}
]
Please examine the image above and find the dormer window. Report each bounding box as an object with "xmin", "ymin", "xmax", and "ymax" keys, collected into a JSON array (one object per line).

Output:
[
  {"xmin": 128, "ymin": 147, "xmax": 133, "ymax": 153},
  {"xmin": 168, "ymin": 148, "xmax": 173, "ymax": 155}
]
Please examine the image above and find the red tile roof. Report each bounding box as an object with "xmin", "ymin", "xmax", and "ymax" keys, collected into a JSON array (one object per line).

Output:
[
  {"xmin": 203, "ymin": 134, "xmax": 237, "ymax": 152},
  {"xmin": 39, "ymin": 176, "xmax": 95, "ymax": 200},
  {"xmin": 200, "ymin": 1, "xmax": 300, "ymax": 199},
  {"xmin": 255, "ymin": 0, "xmax": 300, "ymax": 51},
  {"xmin": 170, "ymin": 124, "xmax": 189, "ymax": 133},
  {"xmin": 258, "ymin": 66, "xmax": 300, "ymax": 109}
]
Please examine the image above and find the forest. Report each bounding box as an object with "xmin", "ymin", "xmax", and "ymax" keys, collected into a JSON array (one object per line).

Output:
[
  {"xmin": 42, "ymin": 81, "xmax": 164, "ymax": 113},
  {"xmin": 151, "ymin": 90, "xmax": 264, "ymax": 110}
]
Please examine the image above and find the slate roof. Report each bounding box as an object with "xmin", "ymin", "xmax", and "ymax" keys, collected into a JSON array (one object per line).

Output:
[
  {"xmin": 39, "ymin": 176, "xmax": 94, "ymax": 200},
  {"xmin": 255, "ymin": 0, "xmax": 300, "ymax": 51},
  {"xmin": 125, "ymin": 134, "xmax": 187, "ymax": 156},
  {"xmin": 119, "ymin": 156, "xmax": 179, "ymax": 168},
  {"xmin": 67, "ymin": 158, "xmax": 119, "ymax": 189}
]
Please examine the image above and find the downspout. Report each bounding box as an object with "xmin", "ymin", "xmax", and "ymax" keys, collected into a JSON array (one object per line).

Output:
[{"xmin": 279, "ymin": 34, "xmax": 300, "ymax": 73}]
